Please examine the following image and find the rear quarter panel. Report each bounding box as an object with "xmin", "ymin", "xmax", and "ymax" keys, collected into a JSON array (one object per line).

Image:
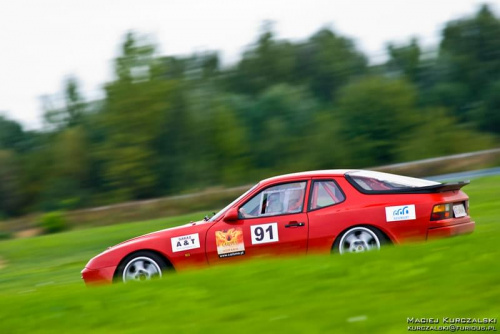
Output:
[{"xmin": 306, "ymin": 177, "xmax": 470, "ymax": 253}]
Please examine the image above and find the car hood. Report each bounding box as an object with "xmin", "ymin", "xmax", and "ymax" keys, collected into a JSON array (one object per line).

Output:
[{"xmin": 110, "ymin": 219, "xmax": 211, "ymax": 249}]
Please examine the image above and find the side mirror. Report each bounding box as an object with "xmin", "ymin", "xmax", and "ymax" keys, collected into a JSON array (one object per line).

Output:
[{"xmin": 223, "ymin": 208, "xmax": 239, "ymax": 222}]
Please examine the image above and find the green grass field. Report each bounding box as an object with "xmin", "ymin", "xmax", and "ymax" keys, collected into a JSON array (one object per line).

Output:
[{"xmin": 0, "ymin": 176, "xmax": 499, "ymax": 333}]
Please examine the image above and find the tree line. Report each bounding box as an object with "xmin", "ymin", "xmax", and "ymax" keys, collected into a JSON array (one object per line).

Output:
[{"xmin": 0, "ymin": 5, "xmax": 498, "ymax": 218}]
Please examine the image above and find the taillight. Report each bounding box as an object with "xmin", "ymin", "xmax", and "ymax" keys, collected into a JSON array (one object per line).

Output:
[{"xmin": 431, "ymin": 204, "xmax": 452, "ymax": 221}]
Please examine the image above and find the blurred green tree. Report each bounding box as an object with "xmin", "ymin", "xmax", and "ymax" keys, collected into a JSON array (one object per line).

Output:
[
  {"xmin": 211, "ymin": 102, "xmax": 250, "ymax": 184},
  {"xmin": 397, "ymin": 108, "xmax": 495, "ymax": 160},
  {"xmin": 54, "ymin": 127, "xmax": 89, "ymax": 181},
  {"xmin": 386, "ymin": 38, "xmax": 421, "ymax": 83},
  {"xmin": 298, "ymin": 28, "xmax": 368, "ymax": 102},
  {"xmin": 226, "ymin": 22, "xmax": 298, "ymax": 96},
  {"xmin": 303, "ymin": 110, "xmax": 349, "ymax": 170},
  {"xmin": 0, "ymin": 150, "xmax": 23, "ymax": 215},
  {"xmin": 100, "ymin": 32, "xmax": 174, "ymax": 200},
  {"xmin": 479, "ymin": 80, "xmax": 500, "ymax": 134},
  {"xmin": 439, "ymin": 4, "xmax": 500, "ymax": 122},
  {"xmin": 31, "ymin": 127, "xmax": 90, "ymax": 211},
  {"xmin": 250, "ymin": 84, "xmax": 318, "ymax": 172},
  {"xmin": 43, "ymin": 77, "xmax": 86, "ymax": 129},
  {"xmin": 0, "ymin": 116, "xmax": 28, "ymax": 153},
  {"xmin": 337, "ymin": 77, "xmax": 420, "ymax": 166}
]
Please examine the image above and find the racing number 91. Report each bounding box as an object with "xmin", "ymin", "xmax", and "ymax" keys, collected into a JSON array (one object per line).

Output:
[
  {"xmin": 254, "ymin": 225, "xmax": 273, "ymax": 241},
  {"xmin": 251, "ymin": 223, "xmax": 279, "ymax": 245}
]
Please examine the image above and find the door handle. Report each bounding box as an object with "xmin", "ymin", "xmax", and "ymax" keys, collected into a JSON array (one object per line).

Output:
[{"xmin": 285, "ymin": 221, "xmax": 305, "ymax": 228}]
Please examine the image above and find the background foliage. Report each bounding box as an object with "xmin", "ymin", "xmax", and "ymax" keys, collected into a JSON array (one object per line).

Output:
[{"xmin": 0, "ymin": 5, "xmax": 499, "ymax": 218}]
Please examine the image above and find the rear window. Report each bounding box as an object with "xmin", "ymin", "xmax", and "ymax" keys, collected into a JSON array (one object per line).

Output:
[
  {"xmin": 309, "ymin": 180, "xmax": 345, "ymax": 210},
  {"xmin": 346, "ymin": 171, "xmax": 439, "ymax": 193}
]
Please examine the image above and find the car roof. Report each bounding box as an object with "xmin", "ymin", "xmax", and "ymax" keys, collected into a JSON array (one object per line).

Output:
[{"xmin": 260, "ymin": 169, "xmax": 357, "ymax": 186}]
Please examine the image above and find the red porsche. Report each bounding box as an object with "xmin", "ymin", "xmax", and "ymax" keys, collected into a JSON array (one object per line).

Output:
[{"xmin": 81, "ymin": 170, "xmax": 475, "ymax": 285}]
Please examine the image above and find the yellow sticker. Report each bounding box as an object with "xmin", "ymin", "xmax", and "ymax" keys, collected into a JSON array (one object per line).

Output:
[{"xmin": 215, "ymin": 228, "xmax": 245, "ymax": 258}]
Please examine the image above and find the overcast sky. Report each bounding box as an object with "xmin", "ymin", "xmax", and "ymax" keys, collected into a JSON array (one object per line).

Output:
[{"xmin": 0, "ymin": 0, "xmax": 497, "ymax": 129}]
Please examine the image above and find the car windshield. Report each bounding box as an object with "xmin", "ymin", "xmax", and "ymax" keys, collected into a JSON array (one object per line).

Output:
[
  {"xmin": 209, "ymin": 183, "xmax": 259, "ymax": 222},
  {"xmin": 346, "ymin": 170, "xmax": 439, "ymax": 192}
]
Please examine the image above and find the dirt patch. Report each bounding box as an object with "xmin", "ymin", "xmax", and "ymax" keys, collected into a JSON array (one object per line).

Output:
[{"xmin": 14, "ymin": 228, "xmax": 43, "ymax": 239}]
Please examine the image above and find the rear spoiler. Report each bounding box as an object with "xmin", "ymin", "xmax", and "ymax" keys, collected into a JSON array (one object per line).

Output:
[
  {"xmin": 426, "ymin": 180, "xmax": 470, "ymax": 193},
  {"xmin": 345, "ymin": 175, "xmax": 470, "ymax": 194},
  {"xmin": 389, "ymin": 180, "xmax": 471, "ymax": 194}
]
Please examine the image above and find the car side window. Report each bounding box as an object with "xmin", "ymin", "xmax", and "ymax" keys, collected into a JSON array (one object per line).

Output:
[
  {"xmin": 239, "ymin": 181, "xmax": 307, "ymax": 218},
  {"xmin": 309, "ymin": 180, "xmax": 345, "ymax": 211}
]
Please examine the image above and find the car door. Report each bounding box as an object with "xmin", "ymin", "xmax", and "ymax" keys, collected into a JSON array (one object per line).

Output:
[{"xmin": 205, "ymin": 180, "xmax": 310, "ymax": 265}]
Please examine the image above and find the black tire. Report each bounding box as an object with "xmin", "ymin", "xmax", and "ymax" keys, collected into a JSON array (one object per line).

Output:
[
  {"xmin": 332, "ymin": 226, "xmax": 389, "ymax": 254},
  {"xmin": 114, "ymin": 250, "xmax": 169, "ymax": 283}
]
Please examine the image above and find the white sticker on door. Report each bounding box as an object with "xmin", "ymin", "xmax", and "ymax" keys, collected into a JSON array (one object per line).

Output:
[
  {"xmin": 385, "ymin": 205, "xmax": 416, "ymax": 222},
  {"xmin": 251, "ymin": 223, "xmax": 279, "ymax": 244},
  {"xmin": 171, "ymin": 233, "xmax": 200, "ymax": 252}
]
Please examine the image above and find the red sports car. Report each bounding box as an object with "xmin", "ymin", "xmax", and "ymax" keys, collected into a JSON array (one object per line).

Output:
[{"xmin": 81, "ymin": 170, "xmax": 475, "ymax": 285}]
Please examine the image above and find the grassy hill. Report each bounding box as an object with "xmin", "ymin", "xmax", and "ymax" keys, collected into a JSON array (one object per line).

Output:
[{"xmin": 0, "ymin": 176, "xmax": 499, "ymax": 333}]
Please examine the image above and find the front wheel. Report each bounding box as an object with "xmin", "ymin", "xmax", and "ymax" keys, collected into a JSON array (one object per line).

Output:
[
  {"xmin": 116, "ymin": 251, "xmax": 168, "ymax": 283},
  {"xmin": 334, "ymin": 226, "xmax": 387, "ymax": 254}
]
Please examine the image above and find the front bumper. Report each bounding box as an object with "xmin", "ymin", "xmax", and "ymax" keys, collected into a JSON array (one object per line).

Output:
[
  {"xmin": 427, "ymin": 221, "xmax": 475, "ymax": 240},
  {"xmin": 81, "ymin": 266, "xmax": 116, "ymax": 286}
]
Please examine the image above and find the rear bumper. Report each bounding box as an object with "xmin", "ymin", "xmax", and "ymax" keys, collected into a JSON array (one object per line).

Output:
[
  {"xmin": 81, "ymin": 266, "xmax": 116, "ymax": 286},
  {"xmin": 427, "ymin": 221, "xmax": 475, "ymax": 240}
]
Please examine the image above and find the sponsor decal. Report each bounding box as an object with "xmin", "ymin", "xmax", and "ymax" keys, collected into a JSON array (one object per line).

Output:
[
  {"xmin": 251, "ymin": 223, "xmax": 279, "ymax": 244},
  {"xmin": 171, "ymin": 233, "xmax": 200, "ymax": 252},
  {"xmin": 215, "ymin": 228, "xmax": 245, "ymax": 258},
  {"xmin": 385, "ymin": 204, "xmax": 416, "ymax": 222}
]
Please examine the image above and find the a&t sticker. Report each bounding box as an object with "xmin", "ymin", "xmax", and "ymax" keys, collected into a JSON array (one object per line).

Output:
[{"xmin": 171, "ymin": 233, "xmax": 201, "ymax": 252}]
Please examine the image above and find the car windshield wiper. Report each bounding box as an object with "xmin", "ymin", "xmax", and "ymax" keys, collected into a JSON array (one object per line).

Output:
[{"xmin": 203, "ymin": 212, "xmax": 216, "ymax": 221}]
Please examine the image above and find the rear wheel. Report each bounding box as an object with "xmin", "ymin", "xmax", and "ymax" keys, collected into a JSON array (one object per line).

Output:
[
  {"xmin": 116, "ymin": 251, "xmax": 168, "ymax": 283},
  {"xmin": 334, "ymin": 226, "xmax": 387, "ymax": 254}
]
